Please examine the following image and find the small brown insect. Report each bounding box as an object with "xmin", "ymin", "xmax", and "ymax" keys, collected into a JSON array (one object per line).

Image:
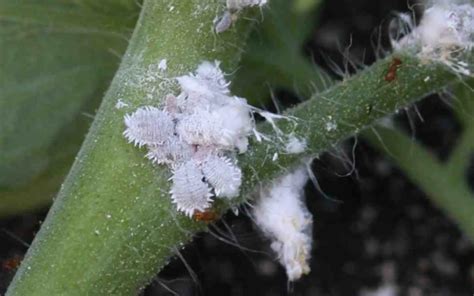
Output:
[
  {"xmin": 2, "ymin": 254, "xmax": 22, "ymax": 271},
  {"xmin": 193, "ymin": 209, "xmax": 219, "ymax": 223},
  {"xmin": 384, "ymin": 57, "xmax": 402, "ymax": 82}
]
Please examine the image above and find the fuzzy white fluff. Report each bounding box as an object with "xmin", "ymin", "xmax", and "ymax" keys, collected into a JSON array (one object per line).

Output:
[
  {"xmin": 418, "ymin": 3, "xmax": 473, "ymax": 53},
  {"xmin": 285, "ymin": 135, "xmax": 307, "ymax": 154},
  {"xmin": 252, "ymin": 167, "xmax": 313, "ymax": 281},
  {"xmin": 394, "ymin": 1, "xmax": 474, "ymax": 75},
  {"xmin": 176, "ymin": 64, "xmax": 253, "ymax": 152},
  {"xmin": 195, "ymin": 61, "xmax": 230, "ymax": 95}
]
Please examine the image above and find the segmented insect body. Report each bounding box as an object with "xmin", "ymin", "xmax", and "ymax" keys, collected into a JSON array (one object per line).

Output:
[
  {"xmin": 176, "ymin": 109, "xmax": 220, "ymax": 146},
  {"xmin": 201, "ymin": 155, "xmax": 242, "ymax": 198},
  {"xmin": 124, "ymin": 107, "xmax": 174, "ymax": 147},
  {"xmin": 214, "ymin": 10, "xmax": 235, "ymax": 34},
  {"xmin": 384, "ymin": 57, "xmax": 402, "ymax": 82},
  {"xmin": 146, "ymin": 136, "xmax": 194, "ymax": 165},
  {"xmin": 170, "ymin": 160, "xmax": 212, "ymax": 217},
  {"xmin": 216, "ymin": 1, "xmax": 267, "ymax": 33},
  {"xmin": 193, "ymin": 209, "xmax": 220, "ymax": 223}
]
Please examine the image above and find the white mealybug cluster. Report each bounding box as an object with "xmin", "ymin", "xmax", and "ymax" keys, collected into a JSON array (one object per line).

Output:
[
  {"xmin": 252, "ymin": 167, "xmax": 313, "ymax": 281},
  {"xmin": 124, "ymin": 61, "xmax": 252, "ymax": 216},
  {"xmin": 215, "ymin": 0, "xmax": 268, "ymax": 33},
  {"xmin": 393, "ymin": 1, "xmax": 474, "ymax": 76}
]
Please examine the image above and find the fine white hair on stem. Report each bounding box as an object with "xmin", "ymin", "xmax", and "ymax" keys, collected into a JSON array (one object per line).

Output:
[
  {"xmin": 170, "ymin": 160, "xmax": 213, "ymax": 217},
  {"xmin": 252, "ymin": 166, "xmax": 313, "ymax": 281},
  {"xmin": 123, "ymin": 106, "xmax": 174, "ymax": 147}
]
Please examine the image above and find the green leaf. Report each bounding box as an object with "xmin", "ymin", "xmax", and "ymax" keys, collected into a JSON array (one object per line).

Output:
[
  {"xmin": 0, "ymin": 0, "xmax": 139, "ymax": 213},
  {"xmin": 232, "ymin": 0, "xmax": 330, "ymax": 105}
]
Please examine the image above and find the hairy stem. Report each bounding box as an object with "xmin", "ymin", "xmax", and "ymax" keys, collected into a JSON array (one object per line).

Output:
[{"xmin": 237, "ymin": 54, "xmax": 468, "ymax": 190}]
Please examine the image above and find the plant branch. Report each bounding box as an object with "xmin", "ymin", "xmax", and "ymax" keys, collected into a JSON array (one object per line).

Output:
[
  {"xmin": 237, "ymin": 53, "xmax": 469, "ymax": 192},
  {"xmin": 447, "ymin": 80, "xmax": 474, "ymax": 177},
  {"xmin": 446, "ymin": 126, "xmax": 474, "ymax": 179},
  {"xmin": 364, "ymin": 126, "xmax": 474, "ymax": 240}
]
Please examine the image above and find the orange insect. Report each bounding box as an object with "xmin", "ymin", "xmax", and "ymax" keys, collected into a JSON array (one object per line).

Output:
[
  {"xmin": 384, "ymin": 57, "xmax": 402, "ymax": 82},
  {"xmin": 2, "ymin": 254, "xmax": 22, "ymax": 271},
  {"xmin": 193, "ymin": 209, "xmax": 219, "ymax": 223}
]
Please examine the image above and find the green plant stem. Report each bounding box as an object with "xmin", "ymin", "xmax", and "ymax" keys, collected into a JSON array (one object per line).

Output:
[
  {"xmin": 237, "ymin": 53, "xmax": 469, "ymax": 188},
  {"xmin": 447, "ymin": 79, "xmax": 474, "ymax": 178},
  {"xmin": 447, "ymin": 126, "xmax": 474, "ymax": 179},
  {"xmin": 364, "ymin": 126, "xmax": 474, "ymax": 240},
  {"xmin": 7, "ymin": 0, "xmax": 254, "ymax": 294},
  {"xmin": 362, "ymin": 79, "xmax": 474, "ymax": 240}
]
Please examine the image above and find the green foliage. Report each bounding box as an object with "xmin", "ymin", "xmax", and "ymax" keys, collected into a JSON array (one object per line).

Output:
[
  {"xmin": 232, "ymin": 0, "xmax": 330, "ymax": 105},
  {"xmin": 0, "ymin": 0, "xmax": 139, "ymax": 215}
]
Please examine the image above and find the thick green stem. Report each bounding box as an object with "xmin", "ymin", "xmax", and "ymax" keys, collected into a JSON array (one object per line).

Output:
[
  {"xmin": 364, "ymin": 126, "xmax": 474, "ymax": 240},
  {"xmin": 7, "ymin": 0, "xmax": 254, "ymax": 295}
]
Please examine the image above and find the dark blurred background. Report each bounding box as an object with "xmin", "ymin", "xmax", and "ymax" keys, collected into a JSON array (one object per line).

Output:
[{"xmin": 1, "ymin": 0, "xmax": 473, "ymax": 295}]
